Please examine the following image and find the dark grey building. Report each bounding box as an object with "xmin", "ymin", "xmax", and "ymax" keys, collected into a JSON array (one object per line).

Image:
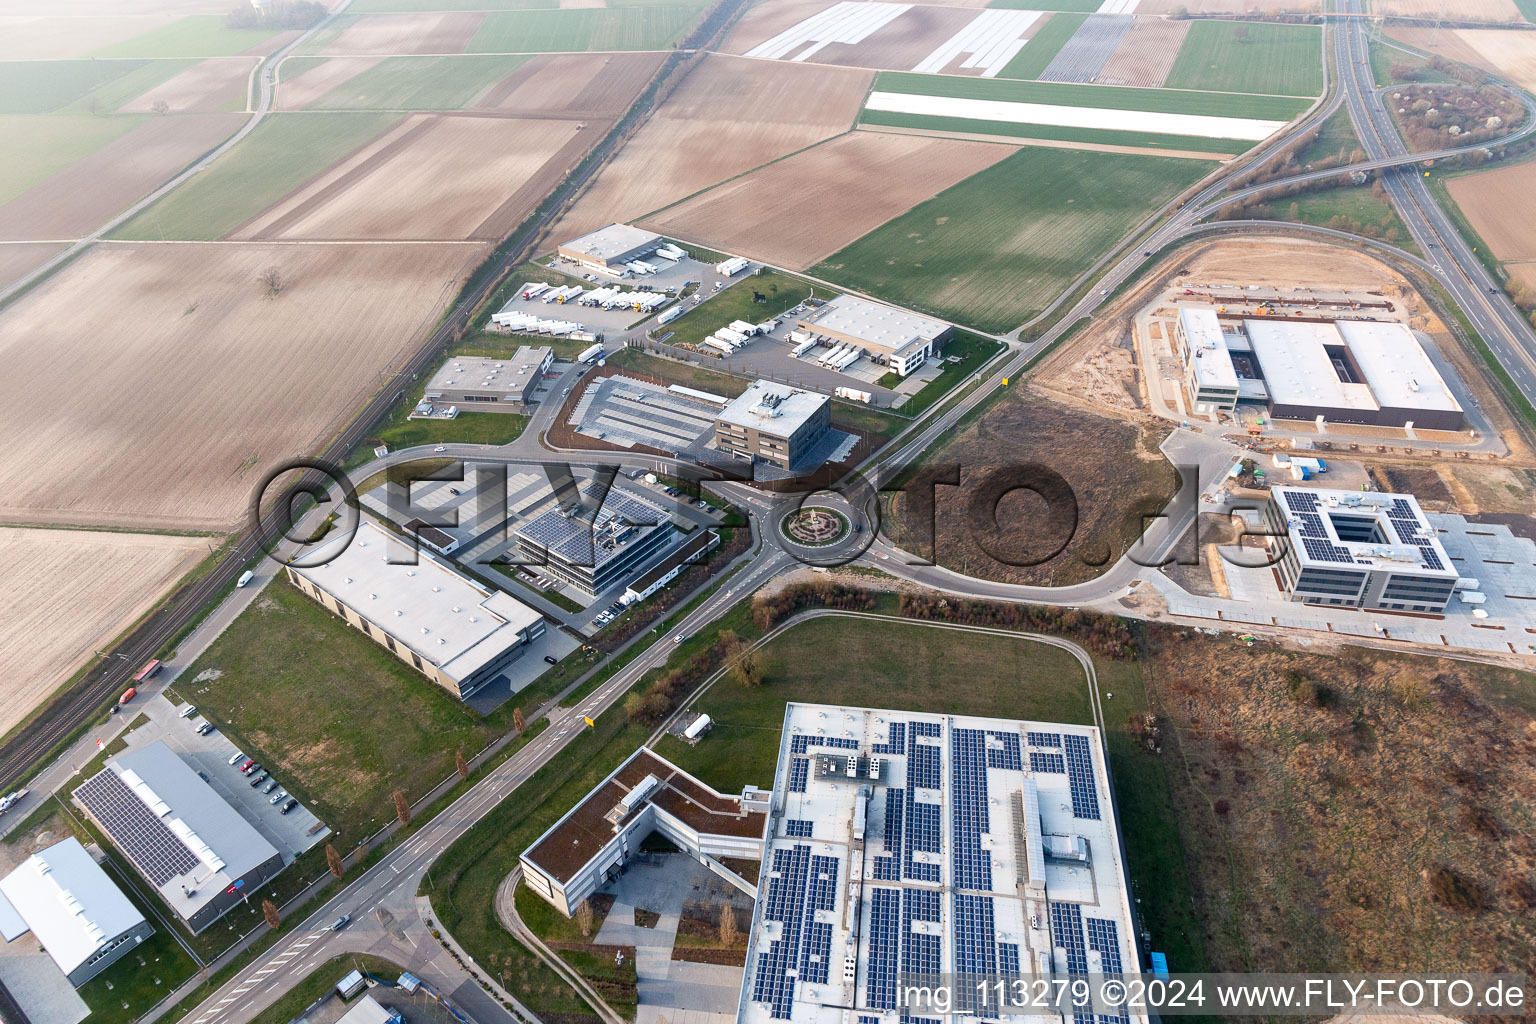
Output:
[
  {"xmin": 514, "ymin": 482, "xmax": 681, "ymax": 599},
  {"xmin": 714, "ymin": 380, "xmax": 831, "ymax": 471}
]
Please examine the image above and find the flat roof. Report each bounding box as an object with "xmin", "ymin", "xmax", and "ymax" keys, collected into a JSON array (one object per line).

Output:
[
  {"xmin": 295, "ymin": 519, "xmax": 543, "ymax": 684},
  {"xmin": 1273, "ymin": 486, "xmax": 1456, "ymax": 575},
  {"xmin": 1334, "ymin": 321, "xmax": 1461, "ymax": 413},
  {"xmin": 715, "ymin": 380, "xmax": 829, "ymax": 436},
  {"xmin": 627, "ymin": 530, "xmax": 716, "ymax": 594},
  {"xmin": 514, "ymin": 482, "xmax": 673, "ymax": 571},
  {"xmin": 0, "ymin": 838, "xmax": 146, "ymax": 977},
  {"xmin": 426, "ymin": 349, "xmax": 551, "ymax": 396},
  {"xmin": 797, "ymin": 295, "xmax": 947, "ymax": 356},
  {"xmin": 558, "ymin": 224, "xmax": 661, "ymax": 262},
  {"xmin": 1244, "ymin": 319, "xmax": 1379, "ymax": 411},
  {"xmin": 1179, "ymin": 308, "xmax": 1238, "ymax": 390},
  {"xmin": 739, "ymin": 703, "xmax": 1143, "ymax": 1024},
  {"xmin": 523, "ymin": 748, "xmax": 766, "ymax": 884},
  {"xmin": 337, "ymin": 996, "xmax": 396, "ymax": 1024},
  {"xmin": 75, "ymin": 742, "xmax": 279, "ymax": 922}
]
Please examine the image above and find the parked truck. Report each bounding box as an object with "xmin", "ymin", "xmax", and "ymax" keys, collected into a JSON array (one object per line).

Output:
[{"xmin": 578, "ymin": 343, "xmax": 604, "ymax": 363}]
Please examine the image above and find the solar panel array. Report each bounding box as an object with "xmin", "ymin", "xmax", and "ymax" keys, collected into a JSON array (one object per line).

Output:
[
  {"xmin": 951, "ymin": 729, "xmax": 992, "ymax": 892},
  {"xmin": 1087, "ymin": 918, "xmax": 1130, "ymax": 1024},
  {"xmin": 1386, "ymin": 499, "xmax": 1445, "ymax": 570},
  {"xmin": 1282, "ymin": 490, "xmax": 1357, "ymax": 564},
  {"xmin": 791, "ymin": 734, "xmax": 860, "ymax": 755},
  {"xmin": 900, "ymin": 888, "xmax": 941, "ymax": 980},
  {"xmin": 754, "ymin": 845, "xmax": 842, "ymax": 1019},
  {"xmin": 998, "ymin": 941, "xmax": 1021, "ymax": 976},
  {"xmin": 1030, "ymin": 751, "xmax": 1066, "ymax": 774},
  {"xmin": 789, "ymin": 758, "xmax": 810, "ymax": 793},
  {"xmin": 872, "ymin": 722, "xmax": 906, "ymax": 755},
  {"xmin": 75, "ymin": 770, "xmax": 200, "ymax": 885},
  {"xmin": 952, "ymin": 893, "xmax": 997, "ymax": 976},
  {"xmin": 985, "ymin": 731, "xmax": 1022, "ymax": 771},
  {"xmin": 1063, "ymin": 735, "xmax": 1101, "ymax": 820},
  {"xmin": 902, "ymin": 726, "xmax": 944, "ymax": 883},
  {"xmin": 1049, "ymin": 902, "xmax": 1088, "ymax": 976},
  {"xmin": 1027, "ymin": 731, "xmax": 1062, "ymax": 747},
  {"xmin": 785, "ymin": 819, "xmax": 814, "ymax": 838},
  {"xmin": 867, "ymin": 888, "xmax": 901, "ymax": 1009}
]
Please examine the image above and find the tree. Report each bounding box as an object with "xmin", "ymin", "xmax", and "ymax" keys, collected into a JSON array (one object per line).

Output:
[
  {"xmin": 393, "ymin": 789, "xmax": 412, "ymax": 826},
  {"xmin": 151, "ymin": 99, "xmax": 170, "ymax": 115},
  {"xmin": 326, "ymin": 843, "xmax": 344, "ymax": 878},
  {"xmin": 732, "ymin": 647, "xmax": 764, "ymax": 688},
  {"xmin": 260, "ymin": 265, "xmax": 284, "ymax": 297},
  {"xmin": 719, "ymin": 905, "xmax": 738, "ymax": 946},
  {"xmin": 1232, "ymin": 22, "xmax": 1249, "ymax": 43},
  {"xmin": 456, "ymin": 749, "xmax": 469, "ymax": 779},
  {"xmin": 575, "ymin": 899, "xmax": 594, "ymax": 937},
  {"xmin": 262, "ymin": 899, "xmax": 281, "ymax": 930},
  {"xmin": 512, "ymin": 706, "xmax": 526, "ymax": 733}
]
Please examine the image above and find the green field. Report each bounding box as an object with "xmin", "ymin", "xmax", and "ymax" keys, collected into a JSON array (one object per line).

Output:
[
  {"xmin": 69, "ymin": 58, "xmax": 205, "ymax": 113},
  {"xmin": 113, "ymin": 111, "xmax": 399, "ymax": 239},
  {"xmin": 466, "ymin": 7, "xmax": 701, "ymax": 52},
  {"xmin": 0, "ymin": 114, "xmax": 140, "ymax": 204},
  {"xmin": 0, "ymin": 59, "xmax": 149, "ymax": 114},
  {"xmin": 1164, "ymin": 21, "xmax": 1323, "ymax": 98},
  {"xmin": 1294, "ymin": 104, "xmax": 1361, "ymax": 166},
  {"xmin": 657, "ymin": 269, "xmax": 813, "ymax": 349},
  {"xmin": 859, "ymin": 109, "xmax": 1252, "ymax": 155},
  {"xmin": 813, "ymin": 147, "xmax": 1213, "ymax": 333},
  {"xmin": 92, "ymin": 15, "xmax": 280, "ymax": 59},
  {"xmin": 177, "ymin": 577, "xmax": 511, "ymax": 838},
  {"xmin": 997, "ymin": 12, "xmax": 1087, "ymax": 80},
  {"xmin": 374, "ymin": 405, "xmax": 530, "ymax": 450},
  {"xmin": 303, "ymin": 54, "xmax": 529, "ymax": 109}
]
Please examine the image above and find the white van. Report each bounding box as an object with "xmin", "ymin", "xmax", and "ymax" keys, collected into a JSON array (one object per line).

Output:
[
  {"xmin": 178, "ymin": 704, "xmax": 197, "ymax": 719},
  {"xmin": 237, "ymin": 570, "xmax": 254, "ymax": 587}
]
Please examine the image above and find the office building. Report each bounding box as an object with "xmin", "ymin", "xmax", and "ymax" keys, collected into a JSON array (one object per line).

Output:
[
  {"xmin": 423, "ymin": 348, "xmax": 552, "ymax": 413},
  {"xmin": 714, "ymin": 381, "xmax": 832, "ymax": 471},
  {"xmin": 1175, "ymin": 308, "xmax": 1239, "ymax": 411},
  {"xmin": 513, "ymin": 481, "xmax": 680, "ymax": 600}
]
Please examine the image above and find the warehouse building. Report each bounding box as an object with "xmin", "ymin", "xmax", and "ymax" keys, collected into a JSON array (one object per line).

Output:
[
  {"xmin": 422, "ymin": 348, "xmax": 552, "ymax": 413},
  {"xmin": 289, "ymin": 519, "xmax": 547, "ymax": 701},
  {"xmin": 1175, "ymin": 308, "xmax": 1240, "ymax": 411},
  {"xmin": 1264, "ymin": 487, "xmax": 1458, "ymax": 612},
  {"xmin": 737, "ymin": 703, "xmax": 1145, "ymax": 1024},
  {"xmin": 520, "ymin": 748, "xmax": 769, "ymax": 918},
  {"xmin": 0, "ymin": 838, "xmax": 152, "ymax": 987},
  {"xmin": 557, "ymin": 224, "xmax": 664, "ymax": 273},
  {"xmin": 796, "ymin": 295, "xmax": 952, "ymax": 377},
  {"xmin": 714, "ymin": 380, "xmax": 832, "ymax": 471},
  {"xmin": 513, "ymin": 481, "xmax": 681, "ymax": 600},
  {"xmin": 73, "ymin": 742, "xmax": 285, "ymax": 935}
]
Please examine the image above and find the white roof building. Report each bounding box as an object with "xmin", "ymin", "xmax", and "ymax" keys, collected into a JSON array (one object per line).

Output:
[
  {"xmin": 1334, "ymin": 321, "xmax": 1462, "ymax": 414},
  {"xmin": 0, "ymin": 838, "xmax": 151, "ymax": 987},
  {"xmin": 796, "ymin": 295, "xmax": 952, "ymax": 375},
  {"xmin": 715, "ymin": 381, "xmax": 829, "ymax": 437},
  {"xmin": 557, "ymin": 224, "xmax": 663, "ymax": 268}
]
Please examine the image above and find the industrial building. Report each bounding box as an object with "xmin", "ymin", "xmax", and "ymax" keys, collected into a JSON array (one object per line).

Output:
[
  {"xmin": 73, "ymin": 742, "xmax": 285, "ymax": 934},
  {"xmin": 737, "ymin": 703, "xmax": 1145, "ymax": 1024},
  {"xmin": 1264, "ymin": 487, "xmax": 1459, "ymax": 612},
  {"xmin": 622, "ymin": 530, "xmax": 719, "ymax": 605},
  {"xmin": 520, "ymin": 748, "xmax": 769, "ymax": 918},
  {"xmin": 714, "ymin": 380, "xmax": 832, "ymax": 471},
  {"xmin": 0, "ymin": 838, "xmax": 152, "ymax": 987},
  {"xmin": 557, "ymin": 224, "xmax": 664, "ymax": 273},
  {"xmin": 796, "ymin": 295, "xmax": 952, "ymax": 377},
  {"xmin": 513, "ymin": 481, "xmax": 682, "ymax": 600},
  {"xmin": 1174, "ymin": 315, "xmax": 1464, "ymax": 430},
  {"xmin": 289, "ymin": 518, "xmax": 547, "ymax": 701},
  {"xmin": 422, "ymin": 348, "xmax": 552, "ymax": 414}
]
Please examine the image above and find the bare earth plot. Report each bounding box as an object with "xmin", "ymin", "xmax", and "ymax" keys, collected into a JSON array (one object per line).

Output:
[
  {"xmin": 792, "ymin": 6, "xmax": 979, "ymax": 70},
  {"xmin": 644, "ymin": 129, "xmax": 1015, "ymax": 269},
  {"xmin": 117, "ymin": 56, "xmax": 256, "ymax": 113},
  {"xmin": 0, "ymin": 527, "xmax": 206, "ymax": 739},
  {"xmin": 1445, "ymin": 158, "xmax": 1536, "ymax": 288},
  {"xmin": 229, "ymin": 113, "xmax": 593, "ymax": 241},
  {"xmin": 470, "ymin": 51, "xmax": 665, "ymax": 116},
  {"xmin": 1096, "ymin": 17, "xmax": 1188, "ymax": 88},
  {"xmin": 314, "ymin": 12, "xmax": 485, "ymax": 55},
  {"xmin": 1375, "ymin": 0, "xmax": 1524, "ymax": 22},
  {"xmin": 0, "ymin": 242, "xmax": 67, "ymax": 292},
  {"xmin": 553, "ymin": 55, "xmax": 869, "ymax": 239},
  {"xmin": 0, "ymin": 113, "xmax": 245, "ymax": 241},
  {"xmin": 1135, "ymin": 0, "xmax": 1317, "ymax": 12},
  {"xmin": 0, "ymin": 241, "xmax": 485, "ymax": 531},
  {"xmin": 720, "ymin": 0, "xmax": 835, "ymax": 53},
  {"xmin": 1390, "ymin": 28, "xmax": 1536, "ymax": 94},
  {"xmin": 277, "ymin": 56, "xmax": 386, "ymax": 109}
]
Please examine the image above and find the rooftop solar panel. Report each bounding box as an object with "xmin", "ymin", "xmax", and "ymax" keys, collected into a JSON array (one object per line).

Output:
[
  {"xmin": 951, "ymin": 729, "xmax": 992, "ymax": 892},
  {"xmin": 1026, "ymin": 731, "xmax": 1062, "ymax": 747},
  {"xmin": 75, "ymin": 770, "xmax": 199, "ymax": 885},
  {"xmin": 1030, "ymin": 751, "xmax": 1065, "ymax": 774},
  {"xmin": 785, "ymin": 819, "xmax": 814, "ymax": 838},
  {"xmin": 867, "ymin": 888, "xmax": 901, "ymax": 1009},
  {"xmin": 985, "ymin": 731, "xmax": 1023, "ymax": 771},
  {"xmin": 953, "ymin": 893, "xmax": 998, "ymax": 1011},
  {"xmin": 1063, "ymin": 735, "xmax": 1101, "ymax": 820}
]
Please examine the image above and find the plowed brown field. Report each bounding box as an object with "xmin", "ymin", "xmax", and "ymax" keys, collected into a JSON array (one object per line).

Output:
[
  {"xmin": 0, "ymin": 113, "xmax": 244, "ymax": 241},
  {"xmin": 1399, "ymin": 28, "xmax": 1536, "ymax": 92},
  {"xmin": 0, "ymin": 527, "xmax": 207, "ymax": 738},
  {"xmin": 0, "ymin": 242, "xmax": 66, "ymax": 291},
  {"xmin": 230, "ymin": 113, "xmax": 593, "ymax": 241},
  {"xmin": 1138, "ymin": 0, "xmax": 1317, "ymax": 12},
  {"xmin": 553, "ymin": 55, "xmax": 869, "ymax": 239},
  {"xmin": 0, "ymin": 240, "xmax": 485, "ymax": 530},
  {"xmin": 277, "ymin": 56, "xmax": 386, "ymax": 110},
  {"xmin": 644, "ymin": 130, "xmax": 1014, "ymax": 268},
  {"xmin": 809, "ymin": 6, "xmax": 977, "ymax": 70},
  {"xmin": 1097, "ymin": 18, "xmax": 1188, "ymax": 87},
  {"xmin": 119, "ymin": 56, "xmax": 257, "ymax": 113},
  {"xmin": 1446, "ymin": 157, "xmax": 1536, "ymax": 261},
  {"xmin": 318, "ymin": 12, "xmax": 484, "ymax": 56},
  {"xmin": 471, "ymin": 51, "xmax": 664, "ymax": 117},
  {"xmin": 1375, "ymin": 0, "xmax": 1523, "ymax": 22},
  {"xmin": 0, "ymin": 14, "xmax": 179, "ymax": 60},
  {"xmin": 722, "ymin": 0, "xmax": 838, "ymax": 52}
]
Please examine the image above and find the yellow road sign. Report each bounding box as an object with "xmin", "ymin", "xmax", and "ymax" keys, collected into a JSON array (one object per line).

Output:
[{"xmin": 584, "ymin": 716, "xmax": 595, "ymax": 728}]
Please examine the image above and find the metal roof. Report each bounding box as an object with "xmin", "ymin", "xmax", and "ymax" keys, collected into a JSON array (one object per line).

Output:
[
  {"xmin": 1334, "ymin": 321, "xmax": 1461, "ymax": 413},
  {"xmin": 796, "ymin": 295, "xmax": 947, "ymax": 356},
  {"xmin": 715, "ymin": 380, "xmax": 829, "ymax": 436},
  {"xmin": 426, "ymin": 348, "xmax": 551, "ymax": 397},
  {"xmin": 1244, "ymin": 319, "xmax": 1379, "ymax": 411},
  {"xmin": 558, "ymin": 224, "xmax": 662, "ymax": 262},
  {"xmin": 1179, "ymin": 308, "xmax": 1238, "ymax": 390},
  {"xmin": 0, "ymin": 838, "xmax": 146, "ymax": 977}
]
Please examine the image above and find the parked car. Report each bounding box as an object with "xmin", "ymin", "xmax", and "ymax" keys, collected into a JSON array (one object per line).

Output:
[
  {"xmin": 263, "ymin": 778, "xmax": 280, "ymax": 794},
  {"xmin": 280, "ymin": 798, "xmax": 298, "ymax": 814},
  {"xmin": 239, "ymin": 758, "xmax": 254, "ymax": 772},
  {"xmin": 331, "ymin": 914, "xmax": 351, "ymax": 931},
  {"xmin": 228, "ymin": 751, "xmax": 245, "ymax": 766},
  {"xmin": 249, "ymin": 771, "xmax": 268, "ymax": 787},
  {"xmin": 242, "ymin": 762, "xmax": 261, "ymax": 776},
  {"xmin": 269, "ymin": 789, "xmax": 288, "ymax": 805},
  {"xmin": 178, "ymin": 704, "xmax": 196, "ymax": 719},
  {"xmin": 543, "ymin": 655, "xmax": 558, "ymax": 665},
  {"xmin": 197, "ymin": 722, "xmax": 215, "ymax": 736}
]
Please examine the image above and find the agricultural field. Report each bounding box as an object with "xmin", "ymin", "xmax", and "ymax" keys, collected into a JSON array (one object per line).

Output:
[
  {"xmin": 1134, "ymin": 0, "xmax": 1318, "ymax": 12},
  {"xmin": 0, "ymin": 240, "xmax": 485, "ymax": 531},
  {"xmin": 90, "ymin": 15, "xmax": 286, "ymax": 59},
  {"xmin": 116, "ymin": 56, "xmax": 256, "ymax": 113},
  {"xmin": 813, "ymin": 145, "xmax": 1213, "ymax": 331},
  {"xmin": 0, "ymin": 113, "xmax": 244, "ymax": 240},
  {"xmin": 465, "ymin": 7, "xmax": 703, "ymax": 51},
  {"xmin": 0, "ymin": 59, "xmax": 155, "ymax": 114},
  {"xmin": 1095, "ymin": 18, "xmax": 1189, "ymax": 88},
  {"xmin": 1375, "ymin": 0, "xmax": 1526, "ymax": 21},
  {"xmin": 113, "ymin": 111, "xmax": 403, "ymax": 240},
  {"xmin": 553, "ymin": 55, "xmax": 869, "ymax": 239},
  {"xmin": 0, "ymin": 242, "xmax": 66, "ymax": 292},
  {"xmin": 1163, "ymin": 20, "xmax": 1323, "ymax": 97},
  {"xmin": 1390, "ymin": 27, "xmax": 1536, "ymax": 94},
  {"xmin": 228, "ymin": 113, "xmax": 595, "ymax": 241},
  {"xmin": 308, "ymin": 11, "xmax": 485, "ymax": 55},
  {"xmin": 470, "ymin": 51, "xmax": 665, "ymax": 115},
  {"xmin": 644, "ymin": 130, "xmax": 1016, "ymax": 270},
  {"xmin": 0, "ymin": 114, "xmax": 138, "ymax": 205},
  {"xmin": 0, "ymin": 527, "xmax": 206, "ymax": 739},
  {"xmin": 859, "ymin": 72, "xmax": 1309, "ymax": 153},
  {"xmin": 1445, "ymin": 156, "xmax": 1536, "ymax": 284},
  {"xmin": 995, "ymin": 12, "xmax": 1085, "ymax": 79},
  {"xmin": 283, "ymin": 54, "xmax": 528, "ymax": 109},
  {"xmin": 0, "ymin": 16, "xmax": 182, "ymax": 61}
]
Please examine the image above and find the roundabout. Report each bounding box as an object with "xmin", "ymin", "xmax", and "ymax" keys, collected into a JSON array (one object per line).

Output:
[{"xmin": 779, "ymin": 505, "xmax": 850, "ymax": 547}]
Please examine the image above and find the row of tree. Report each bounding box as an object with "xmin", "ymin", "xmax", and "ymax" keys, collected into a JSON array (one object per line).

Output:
[
  {"xmin": 749, "ymin": 580, "xmax": 879, "ymax": 631},
  {"xmin": 225, "ymin": 0, "xmax": 327, "ymax": 30},
  {"xmin": 896, "ymin": 594, "xmax": 1137, "ymax": 660}
]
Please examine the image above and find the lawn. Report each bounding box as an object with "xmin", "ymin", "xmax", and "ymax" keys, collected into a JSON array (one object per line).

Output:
[
  {"xmin": 1293, "ymin": 104, "xmax": 1361, "ymax": 166},
  {"xmin": 1164, "ymin": 21, "xmax": 1323, "ymax": 98},
  {"xmin": 813, "ymin": 147, "xmax": 1212, "ymax": 333},
  {"xmin": 1244, "ymin": 184, "xmax": 1416, "ymax": 253},
  {"xmin": 888, "ymin": 330, "xmax": 1002, "ymax": 417},
  {"xmin": 655, "ymin": 269, "xmax": 814, "ymax": 349},
  {"xmin": 306, "ymin": 55, "xmax": 530, "ymax": 110},
  {"xmin": 113, "ymin": 111, "xmax": 400, "ymax": 239},
  {"xmin": 0, "ymin": 59, "xmax": 149, "ymax": 114},
  {"xmin": 92, "ymin": 15, "xmax": 280, "ymax": 59},
  {"xmin": 996, "ymin": 12, "xmax": 1088, "ymax": 80},
  {"xmin": 376, "ymin": 409, "xmax": 530, "ymax": 450},
  {"xmin": 466, "ymin": 7, "xmax": 701, "ymax": 52},
  {"xmin": 1370, "ymin": 37, "xmax": 1453, "ymax": 88},
  {"xmin": 0, "ymin": 114, "xmax": 140, "ymax": 204},
  {"xmin": 176, "ymin": 577, "xmax": 511, "ymax": 839}
]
